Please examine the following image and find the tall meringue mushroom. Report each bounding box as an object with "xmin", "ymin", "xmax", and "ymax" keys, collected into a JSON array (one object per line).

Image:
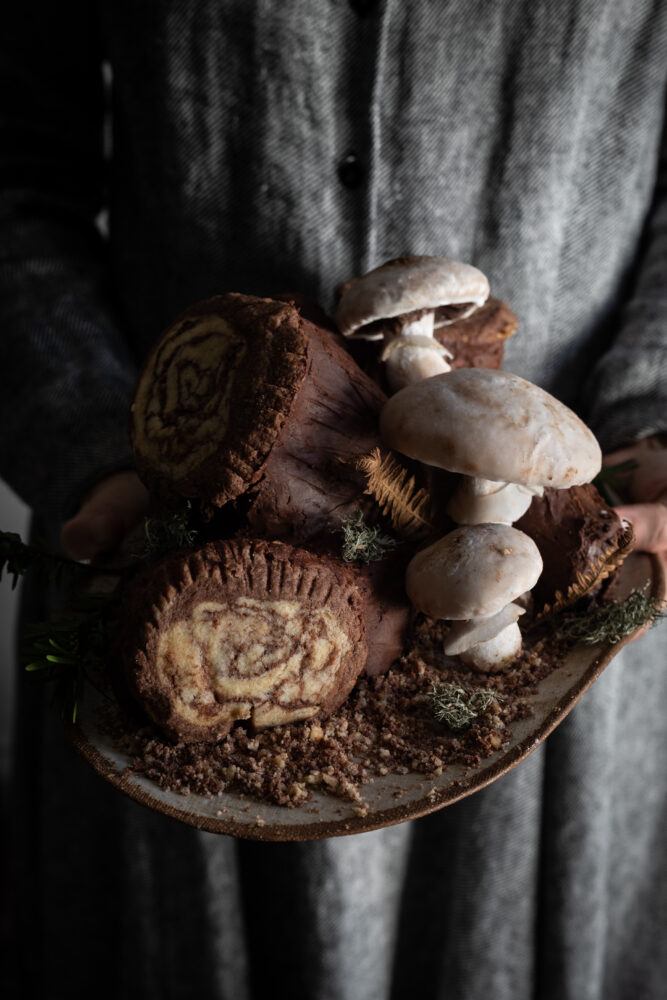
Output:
[
  {"xmin": 406, "ymin": 524, "xmax": 543, "ymax": 671},
  {"xmin": 335, "ymin": 256, "xmax": 490, "ymax": 392},
  {"xmin": 380, "ymin": 368, "xmax": 603, "ymax": 525}
]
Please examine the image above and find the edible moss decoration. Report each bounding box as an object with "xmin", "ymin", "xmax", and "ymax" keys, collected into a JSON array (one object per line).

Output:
[
  {"xmin": 355, "ymin": 448, "xmax": 432, "ymax": 539},
  {"xmin": 23, "ymin": 593, "xmax": 113, "ymax": 723},
  {"xmin": 554, "ymin": 589, "xmax": 665, "ymax": 645},
  {"xmin": 339, "ymin": 510, "xmax": 398, "ymax": 564},
  {"xmin": 143, "ymin": 502, "xmax": 198, "ymax": 559},
  {"xmin": 429, "ymin": 682, "xmax": 499, "ymax": 730}
]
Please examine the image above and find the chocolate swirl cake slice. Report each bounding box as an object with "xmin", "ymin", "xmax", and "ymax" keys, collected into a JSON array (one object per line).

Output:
[
  {"xmin": 121, "ymin": 540, "xmax": 368, "ymax": 743},
  {"xmin": 130, "ymin": 294, "xmax": 309, "ymax": 506}
]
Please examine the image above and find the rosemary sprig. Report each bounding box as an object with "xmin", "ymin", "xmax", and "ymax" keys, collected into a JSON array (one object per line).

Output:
[
  {"xmin": 554, "ymin": 589, "xmax": 665, "ymax": 645},
  {"xmin": 593, "ymin": 459, "xmax": 638, "ymax": 506},
  {"xmin": 429, "ymin": 682, "xmax": 499, "ymax": 730},
  {"xmin": 23, "ymin": 593, "xmax": 113, "ymax": 723},
  {"xmin": 338, "ymin": 510, "xmax": 398, "ymax": 564},
  {"xmin": 143, "ymin": 502, "xmax": 198, "ymax": 559},
  {"xmin": 0, "ymin": 530, "xmax": 88, "ymax": 589}
]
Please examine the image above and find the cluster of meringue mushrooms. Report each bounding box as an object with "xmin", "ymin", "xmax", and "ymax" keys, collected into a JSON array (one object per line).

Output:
[{"xmin": 336, "ymin": 256, "xmax": 603, "ymax": 671}]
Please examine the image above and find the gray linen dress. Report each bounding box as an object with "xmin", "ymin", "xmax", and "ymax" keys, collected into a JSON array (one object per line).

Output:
[{"xmin": 2, "ymin": 2, "xmax": 667, "ymax": 998}]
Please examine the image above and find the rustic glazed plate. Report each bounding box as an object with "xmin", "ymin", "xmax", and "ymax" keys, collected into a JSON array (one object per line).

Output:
[{"xmin": 67, "ymin": 552, "xmax": 665, "ymax": 842}]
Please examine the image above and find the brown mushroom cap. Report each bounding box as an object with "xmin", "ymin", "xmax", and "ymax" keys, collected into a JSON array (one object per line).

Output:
[
  {"xmin": 336, "ymin": 256, "xmax": 490, "ymax": 339},
  {"xmin": 380, "ymin": 368, "xmax": 602, "ymax": 489},
  {"xmin": 406, "ymin": 524, "xmax": 543, "ymax": 621}
]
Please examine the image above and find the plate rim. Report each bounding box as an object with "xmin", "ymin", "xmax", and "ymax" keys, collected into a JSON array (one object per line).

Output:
[{"xmin": 65, "ymin": 553, "xmax": 665, "ymax": 841}]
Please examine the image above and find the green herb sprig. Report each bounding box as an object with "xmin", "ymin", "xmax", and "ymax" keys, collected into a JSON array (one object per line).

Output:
[
  {"xmin": 429, "ymin": 682, "xmax": 500, "ymax": 730},
  {"xmin": 143, "ymin": 502, "xmax": 198, "ymax": 559},
  {"xmin": 339, "ymin": 510, "xmax": 398, "ymax": 564},
  {"xmin": 593, "ymin": 459, "xmax": 638, "ymax": 506},
  {"xmin": 554, "ymin": 589, "xmax": 665, "ymax": 645},
  {"xmin": 0, "ymin": 530, "xmax": 90, "ymax": 589},
  {"xmin": 23, "ymin": 593, "xmax": 113, "ymax": 723}
]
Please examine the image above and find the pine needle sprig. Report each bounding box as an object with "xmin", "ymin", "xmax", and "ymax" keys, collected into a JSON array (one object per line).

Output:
[
  {"xmin": 355, "ymin": 448, "xmax": 432, "ymax": 539},
  {"xmin": 593, "ymin": 459, "xmax": 638, "ymax": 506},
  {"xmin": 0, "ymin": 530, "xmax": 90, "ymax": 590},
  {"xmin": 339, "ymin": 510, "xmax": 398, "ymax": 563},
  {"xmin": 143, "ymin": 502, "xmax": 198, "ymax": 559},
  {"xmin": 429, "ymin": 682, "xmax": 500, "ymax": 730},
  {"xmin": 23, "ymin": 593, "xmax": 113, "ymax": 723},
  {"xmin": 554, "ymin": 589, "xmax": 665, "ymax": 646}
]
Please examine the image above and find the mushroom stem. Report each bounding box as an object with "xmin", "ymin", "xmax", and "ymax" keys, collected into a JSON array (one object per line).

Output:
[
  {"xmin": 381, "ymin": 313, "xmax": 453, "ymax": 392},
  {"xmin": 443, "ymin": 602, "xmax": 525, "ymax": 656},
  {"xmin": 400, "ymin": 312, "xmax": 436, "ymax": 340},
  {"xmin": 459, "ymin": 621, "xmax": 523, "ymax": 671},
  {"xmin": 446, "ymin": 476, "xmax": 544, "ymax": 525}
]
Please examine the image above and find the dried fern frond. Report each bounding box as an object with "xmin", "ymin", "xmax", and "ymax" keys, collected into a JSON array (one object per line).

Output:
[
  {"xmin": 355, "ymin": 448, "xmax": 432, "ymax": 539},
  {"xmin": 537, "ymin": 522, "xmax": 635, "ymax": 620}
]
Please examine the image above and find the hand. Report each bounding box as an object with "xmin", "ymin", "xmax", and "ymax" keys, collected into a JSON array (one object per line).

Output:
[
  {"xmin": 603, "ymin": 437, "xmax": 667, "ymax": 577},
  {"xmin": 60, "ymin": 470, "xmax": 150, "ymax": 561}
]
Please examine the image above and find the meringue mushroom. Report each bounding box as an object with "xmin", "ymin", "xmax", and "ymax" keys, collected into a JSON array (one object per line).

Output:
[
  {"xmin": 380, "ymin": 368, "xmax": 602, "ymax": 525},
  {"xmin": 336, "ymin": 256, "xmax": 490, "ymax": 392},
  {"xmin": 406, "ymin": 524, "xmax": 543, "ymax": 670}
]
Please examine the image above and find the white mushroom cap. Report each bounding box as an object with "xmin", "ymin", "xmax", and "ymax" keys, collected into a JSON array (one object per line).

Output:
[
  {"xmin": 406, "ymin": 524, "xmax": 543, "ymax": 620},
  {"xmin": 381, "ymin": 368, "xmax": 602, "ymax": 489},
  {"xmin": 336, "ymin": 256, "xmax": 490, "ymax": 340}
]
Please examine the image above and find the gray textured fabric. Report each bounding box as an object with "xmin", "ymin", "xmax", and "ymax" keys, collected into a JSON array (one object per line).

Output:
[{"xmin": 2, "ymin": 3, "xmax": 667, "ymax": 998}]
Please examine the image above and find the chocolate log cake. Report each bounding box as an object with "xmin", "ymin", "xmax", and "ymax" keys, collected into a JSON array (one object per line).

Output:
[
  {"xmin": 516, "ymin": 483, "xmax": 633, "ymax": 616},
  {"xmin": 121, "ymin": 539, "xmax": 368, "ymax": 744},
  {"xmin": 435, "ymin": 297, "xmax": 518, "ymax": 370},
  {"xmin": 130, "ymin": 293, "xmax": 389, "ymax": 544}
]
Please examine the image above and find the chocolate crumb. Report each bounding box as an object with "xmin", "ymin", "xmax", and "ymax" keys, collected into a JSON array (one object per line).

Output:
[{"xmin": 100, "ymin": 626, "xmax": 568, "ymax": 810}]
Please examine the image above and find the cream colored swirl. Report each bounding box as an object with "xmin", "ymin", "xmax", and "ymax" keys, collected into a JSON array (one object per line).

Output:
[
  {"xmin": 132, "ymin": 315, "xmax": 246, "ymax": 477},
  {"xmin": 156, "ymin": 597, "xmax": 352, "ymax": 729}
]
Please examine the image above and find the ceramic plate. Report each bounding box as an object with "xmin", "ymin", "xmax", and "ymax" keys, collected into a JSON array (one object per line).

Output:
[{"xmin": 67, "ymin": 552, "xmax": 664, "ymax": 841}]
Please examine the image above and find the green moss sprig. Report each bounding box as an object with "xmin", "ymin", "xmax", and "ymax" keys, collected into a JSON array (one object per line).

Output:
[
  {"xmin": 338, "ymin": 510, "xmax": 398, "ymax": 564},
  {"xmin": 143, "ymin": 502, "xmax": 198, "ymax": 559},
  {"xmin": 593, "ymin": 459, "xmax": 638, "ymax": 506},
  {"xmin": 429, "ymin": 682, "xmax": 500, "ymax": 730},
  {"xmin": 554, "ymin": 589, "xmax": 665, "ymax": 645}
]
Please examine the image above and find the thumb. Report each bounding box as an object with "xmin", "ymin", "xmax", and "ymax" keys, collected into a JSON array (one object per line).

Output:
[
  {"xmin": 614, "ymin": 502, "xmax": 667, "ymax": 555},
  {"xmin": 60, "ymin": 470, "xmax": 150, "ymax": 561}
]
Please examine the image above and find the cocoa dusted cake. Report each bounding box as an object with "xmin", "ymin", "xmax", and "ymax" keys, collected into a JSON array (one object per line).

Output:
[
  {"xmin": 104, "ymin": 270, "xmax": 636, "ymax": 811},
  {"xmin": 435, "ymin": 296, "xmax": 518, "ymax": 370},
  {"xmin": 516, "ymin": 483, "xmax": 633, "ymax": 615},
  {"xmin": 130, "ymin": 292, "xmax": 387, "ymax": 543}
]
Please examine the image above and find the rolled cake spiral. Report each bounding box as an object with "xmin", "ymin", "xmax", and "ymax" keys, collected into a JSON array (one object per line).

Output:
[
  {"xmin": 121, "ymin": 540, "xmax": 368, "ymax": 743},
  {"xmin": 130, "ymin": 294, "xmax": 308, "ymax": 505}
]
